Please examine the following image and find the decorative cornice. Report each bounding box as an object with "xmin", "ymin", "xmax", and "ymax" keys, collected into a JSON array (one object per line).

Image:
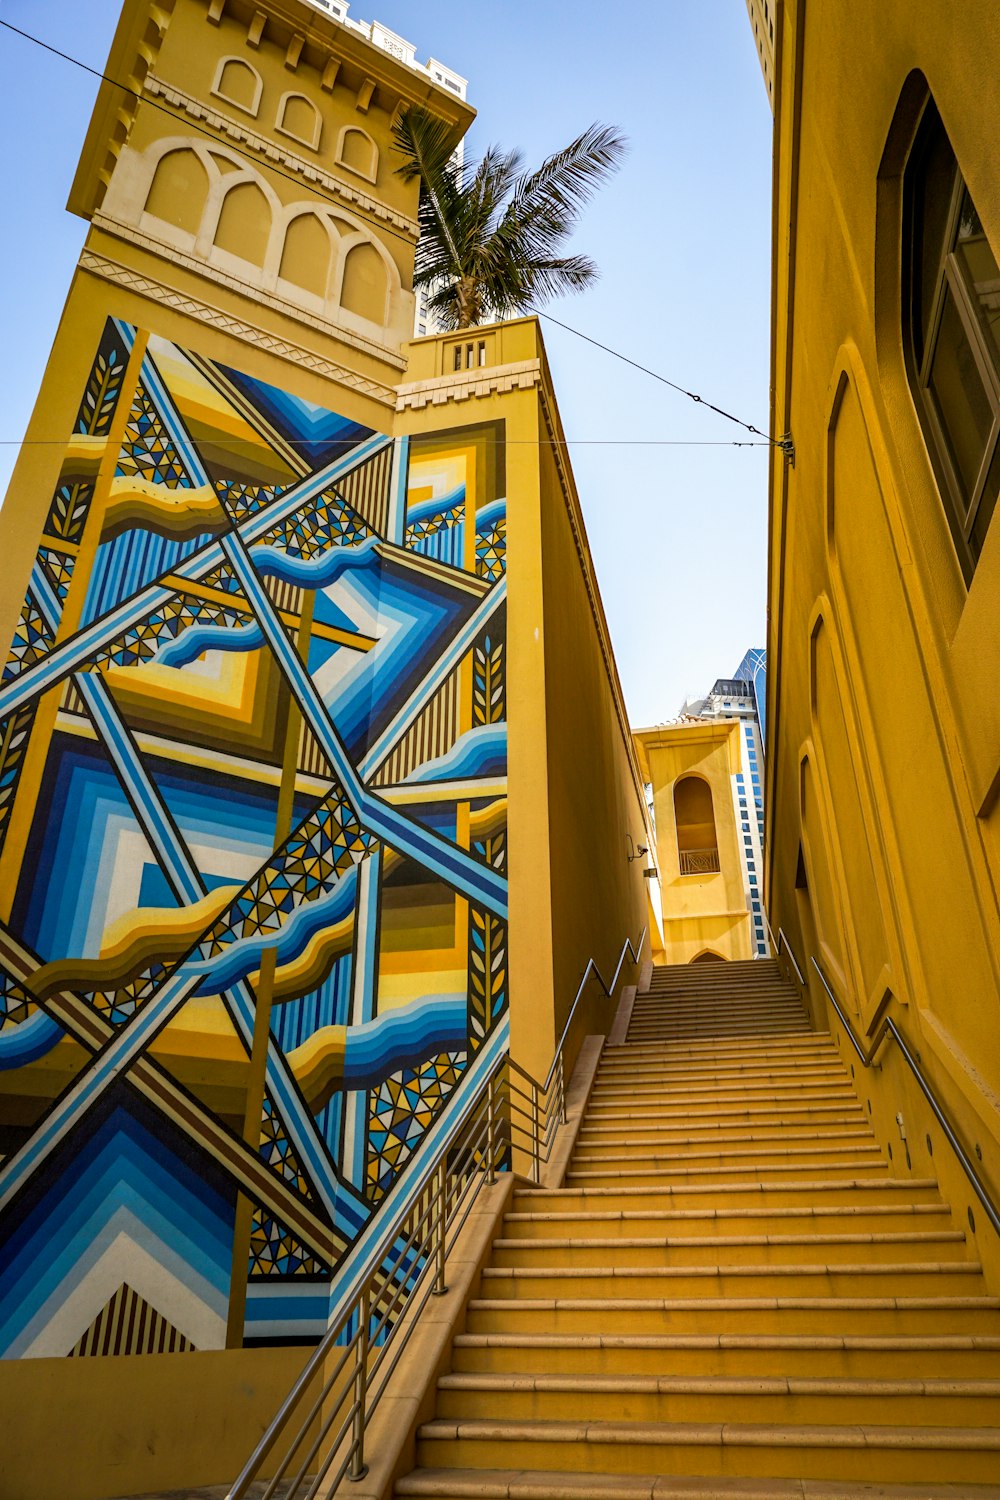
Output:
[
  {"xmin": 145, "ymin": 74, "xmax": 420, "ymax": 239},
  {"xmin": 90, "ymin": 211, "xmax": 408, "ymax": 371},
  {"xmin": 395, "ymin": 360, "xmax": 542, "ymax": 412},
  {"xmin": 78, "ymin": 248, "xmax": 399, "ymax": 409}
]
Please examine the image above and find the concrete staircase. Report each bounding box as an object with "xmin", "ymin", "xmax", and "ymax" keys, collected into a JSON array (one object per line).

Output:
[{"xmin": 395, "ymin": 959, "xmax": 1000, "ymax": 1497}]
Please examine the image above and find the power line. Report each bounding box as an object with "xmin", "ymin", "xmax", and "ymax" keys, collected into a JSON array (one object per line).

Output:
[
  {"xmin": 0, "ymin": 437, "xmax": 767, "ymax": 449},
  {"xmin": 538, "ymin": 312, "xmax": 782, "ymax": 450},
  {"xmin": 0, "ymin": 18, "xmax": 786, "ymax": 455}
]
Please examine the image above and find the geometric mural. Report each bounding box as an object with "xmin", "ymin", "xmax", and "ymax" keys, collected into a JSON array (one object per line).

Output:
[{"xmin": 0, "ymin": 320, "xmax": 508, "ymax": 1354}]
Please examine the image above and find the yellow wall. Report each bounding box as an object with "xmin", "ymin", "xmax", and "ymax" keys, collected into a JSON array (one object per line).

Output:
[
  {"xmin": 766, "ymin": 0, "xmax": 1000, "ymax": 1284},
  {"xmin": 0, "ymin": 1346, "xmax": 305, "ymax": 1500},
  {"xmin": 636, "ymin": 720, "xmax": 754, "ymax": 964},
  {"xmin": 400, "ymin": 320, "xmax": 653, "ymax": 1085}
]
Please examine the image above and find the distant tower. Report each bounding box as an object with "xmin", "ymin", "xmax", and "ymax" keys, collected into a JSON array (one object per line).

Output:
[
  {"xmin": 679, "ymin": 650, "xmax": 769, "ymax": 956},
  {"xmin": 304, "ymin": 0, "xmax": 469, "ymax": 336},
  {"xmin": 744, "ymin": 0, "xmax": 775, "ymax": 111}
]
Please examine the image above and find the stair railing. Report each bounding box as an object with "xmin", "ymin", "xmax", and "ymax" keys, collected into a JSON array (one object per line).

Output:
[
  {"xmin": 811, "ymin": 955, "xmax": 1000, "ymax": 1238},
  {"xmin": 507, "ymin": 925, "xmax": 647, "ymax": 1184},
  {"xmin": 762, "ymin": 911, "xmax": 806, "ymax": 985},
  {"xmin": 226, "ymin": 926, "xmax": 644, "ymax": 1499}
]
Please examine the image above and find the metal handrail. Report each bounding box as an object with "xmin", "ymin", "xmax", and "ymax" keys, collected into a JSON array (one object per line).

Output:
[
  {"xmin": 811, "ymin": 955, "xmax": 1000, "ymax": 1237},
  {"xmin": 227, "ymin": 924, "xmax": 644, "ymax": 1498},
  {"xmin": 543, "ymin": 926, "xmax": 647, "ymax": 1093},
  {"xmin": 762, "ymin": 910, "xmax": 806, "ymax": 985}
]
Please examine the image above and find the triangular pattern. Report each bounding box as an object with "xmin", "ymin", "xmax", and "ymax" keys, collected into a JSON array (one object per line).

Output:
[
  {"xmin": 0, "ymin": 703, "xmax": 37, "ymax": 857},
  {"xmin": 366, "ymin": 1050, "xmax": 465, "ymax": 1202},
  {"xmin": 92, "ymin": 592, "xmax": 251, "ymax": 671},
  {"xmin": 215, "ymin": 478, "xmax": 285, "ymax": 528},
  {"xmin": 257, "ymin": 487, "xmax": 370, "ymax": 562},
  {"xmin": 38, "ymin": 546, "xmax": 77, "ymax": 604},
  {"xmin": 198, "ymin": 787, "xmax": 377, "ymax": 957},
  {"xmin": 67, "ymin": 1282, "xmax": 196, "ymax": 1357},
  {"xmin": 116, "ymin": 380, "xmax": 190, "ymax": 488},
  {"xmin": 405, "ymin": 503, "xmax": 464, "ymax": 547},
  {"xmin": 476, "ymin": 512, "xmax": 506, "ymax": 582},
  {"xmin": 259, "ymin": 1092, "xmax": 310, "ymax": 1197},
  {"xmin": 248, "ymin": 1207, "xmax": 330, "ymax": 1278},
  {"xmin": 0, "ymin": 968, "xmax": 37, "ymax": 1031},
  {"xmin": 1, "ymin": 593, "xmax": 55, "ymax": 683}
]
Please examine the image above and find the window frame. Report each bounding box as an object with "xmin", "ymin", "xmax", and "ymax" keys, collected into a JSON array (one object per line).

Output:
[{"xmin": 904, "ymin": 99, "xmax": 1000, "ymax": 582}]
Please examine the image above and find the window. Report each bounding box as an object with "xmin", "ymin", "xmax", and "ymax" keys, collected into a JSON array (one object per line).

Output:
[
  {"xmin": 674, "ymin": 776, "xmax": 720, "ymax": 875},
  {"xmin": 905, "ymin": 97, "xmax": 1000, "ymax": 579}
]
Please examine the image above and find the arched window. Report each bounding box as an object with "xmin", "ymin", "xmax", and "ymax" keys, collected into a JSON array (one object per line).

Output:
[
  {"xmin": 211, "ymin": 56, "xmax": 263, "ymax": 118},
  {"xmin": 335, "ymin": 126, "xmax": 378, "ymax": 184},
  {"xmin": 213, "ymin": 180, "xmax": 271, "ymax": 267},
  {"xmin": 339, "ymin": 241, "xmax": 388, "ymax": 325},
  {"xmin": 276, "ymin": 92, "xmax": 322, "ymax": 152},
  {"xmin": 143, "ymin": 148, "xmax": 209, "ymax": 238},
  {"xmin": 674, "ymin": 776, "xmax": 719, "ymax": 875},
  {"xmin": 278, "ymin": 212, "xmax": 332, "ymax": 301},
  {"xmin": 904, "ymin": 96, "xmax": 1000, "ymax": 580}
]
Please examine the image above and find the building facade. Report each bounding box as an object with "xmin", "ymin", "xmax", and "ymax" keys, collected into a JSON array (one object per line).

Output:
[
  {"xmin": 635, "ymin": 714, "xmax": 759, "ymax": 964},
  {"xmin": 765, "ymin": 0, "xmax": 1000, "ymax": 1287},
  {"xmin": 0, "ymin": 4, "xmax": 650, "ymax": 1493}
]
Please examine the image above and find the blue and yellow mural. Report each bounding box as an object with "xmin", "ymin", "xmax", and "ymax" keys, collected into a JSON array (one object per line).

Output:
[{"xmin": 0, "ymin": 321, "xmax": 507, "ymax": 1355}]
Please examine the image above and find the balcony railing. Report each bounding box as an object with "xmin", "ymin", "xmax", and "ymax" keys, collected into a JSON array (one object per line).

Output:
[{"xmin": 679, "ymin": 847, "xmax": 720, "ymax": 875}]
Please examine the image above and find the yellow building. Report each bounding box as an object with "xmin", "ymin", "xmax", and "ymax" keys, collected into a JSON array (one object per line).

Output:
[
  {"xmin": 0, "ymin": 3, "xmax": 651, "ymax": 1494},
  {"xmin": 635, "ymin": 717, "xmax": 757, "ymax": 963},
  {"xmin": 765, "ymin": 0, "xmax": 1000, "ymax": 1284}
]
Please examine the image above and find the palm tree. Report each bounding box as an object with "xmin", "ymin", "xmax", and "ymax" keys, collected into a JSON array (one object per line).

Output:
[{"xmin": 392, "ymin": 109, "xmax": 627, "ymax": 331}]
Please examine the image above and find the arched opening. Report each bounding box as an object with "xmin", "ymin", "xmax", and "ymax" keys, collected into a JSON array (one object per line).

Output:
[
  {"xmin": 279, "ymin": 212, "xmax": 332, "ymax": 301},
  {"xmin": 336, "ymin": 127, "xmax": 378, "ymax": 183},
  {"xmin": 674, "ymin": 775, "xmax": 720, "ymax": 875},
  {"xmin": 339, "ymin": 241, "xmax": 388, "ymax": 325},
  {"xmin": 213, "ymin": 180, "xmax": 271, "ymax": 268},
  {"xmin": 211, "ymin": 56, "xmax": 262, "ymax": 117},
  {"xmin": 691, "ymin": 950, "xmax": 726, "ymax": 963},
  {"xmin": 143, "ymin": 148, "xmax": 209, "ymax": 238},
  {"xmin": 276, "ymin": 92, "xmax": 322, "ymax": 151}
]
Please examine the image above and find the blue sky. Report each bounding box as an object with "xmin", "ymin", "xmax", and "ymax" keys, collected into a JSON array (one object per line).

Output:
[{"xmin": 0, "ymin": 0, "xmax": 773, "ymax": 724}]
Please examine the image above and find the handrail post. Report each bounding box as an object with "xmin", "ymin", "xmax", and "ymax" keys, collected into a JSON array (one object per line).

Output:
[
  {"xmin": 556, "ymin": 1050, "xmax": 566, "ymax": 1126},
  {"xmin": 531, "ymin": 1080, "xmax": 540, "ymax": 1184},
  {"xmin": 347, "ymin": 1289, "xmax": 370, "ymax": 1482},
  {"xmin": 486, "ymin": 1073, "xmax": 496, "ymax": 1186},
  {"xmin": 431, "ymin": 1158, "xmax": 448, "ymax": 1296}
]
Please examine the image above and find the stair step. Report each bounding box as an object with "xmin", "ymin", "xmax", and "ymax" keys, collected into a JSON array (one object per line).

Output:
[
  {"xmin": 434, "ymin": 1372, "xmax": 1000, "ymax": 1427},
  {"xmin": 451, "ymin": 1331, "xmax": 1000, "ymax": 1379},
  {"xmin": 565, "ymin": 1157, "xmax": 891, "ymax": 1187},
  {"xmin": 503, "ymin": 1202, "xmax": 954, "ymax": 1239},
  {"xmin": 414, "ymin": 1416, "xmax": 1000, "ymax": 1485},
  {"xmin": 397, "ymin": 1467, "xmax": 1000, "ymax": 1498},
  {"xmin": 464, "ymin": 1295, "xmax": 1000, "ymax": 1337},
  {"xmin": 583, "ymin": 1104, "xmax": 865, "ymax": 1129},
  {"xmin": 479, "ymin": 1262, "xmax": 983, "ymax": 1301},
  {"xmin": 572, "ymin": 1128, "xmax": 877, "ymax": 1155},
  {"xmin": 490, "ymin": 1230, "xmax": 970, "ymax": 1268},
  {"xmin": 516, "ymin": 1178, "xmax": 941, "ymax": 1213}
]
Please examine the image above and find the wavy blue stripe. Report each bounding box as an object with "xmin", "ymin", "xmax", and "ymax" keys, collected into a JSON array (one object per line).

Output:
[
  {"xmin": 249, "ymin": 533, "xmax": 376, "ymax": 590},
  {"xmin": 0, "ymin": 1011, "xmax": 63, "ymax": 1069},
  {"xmin": 188, "ymin": 863, "xmax": 359, "ymax": 996},
  {"xmin": 474, "ymin": 498, "xmax": 506, "ymax": 532},
  {"xmin": 155, "ymin": 618, "xmax": 264, "ymax": 669},
  {"xmin": 340, "ymin": 996, "xmax": 466, "ymax": 1088},
  {"xmin": 406, "ymin": 485, "xmax": 465, "ymax": 527},
  {"xmin": 402, "ymin": 723, "xmax": 507, "ymax": 785}
]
